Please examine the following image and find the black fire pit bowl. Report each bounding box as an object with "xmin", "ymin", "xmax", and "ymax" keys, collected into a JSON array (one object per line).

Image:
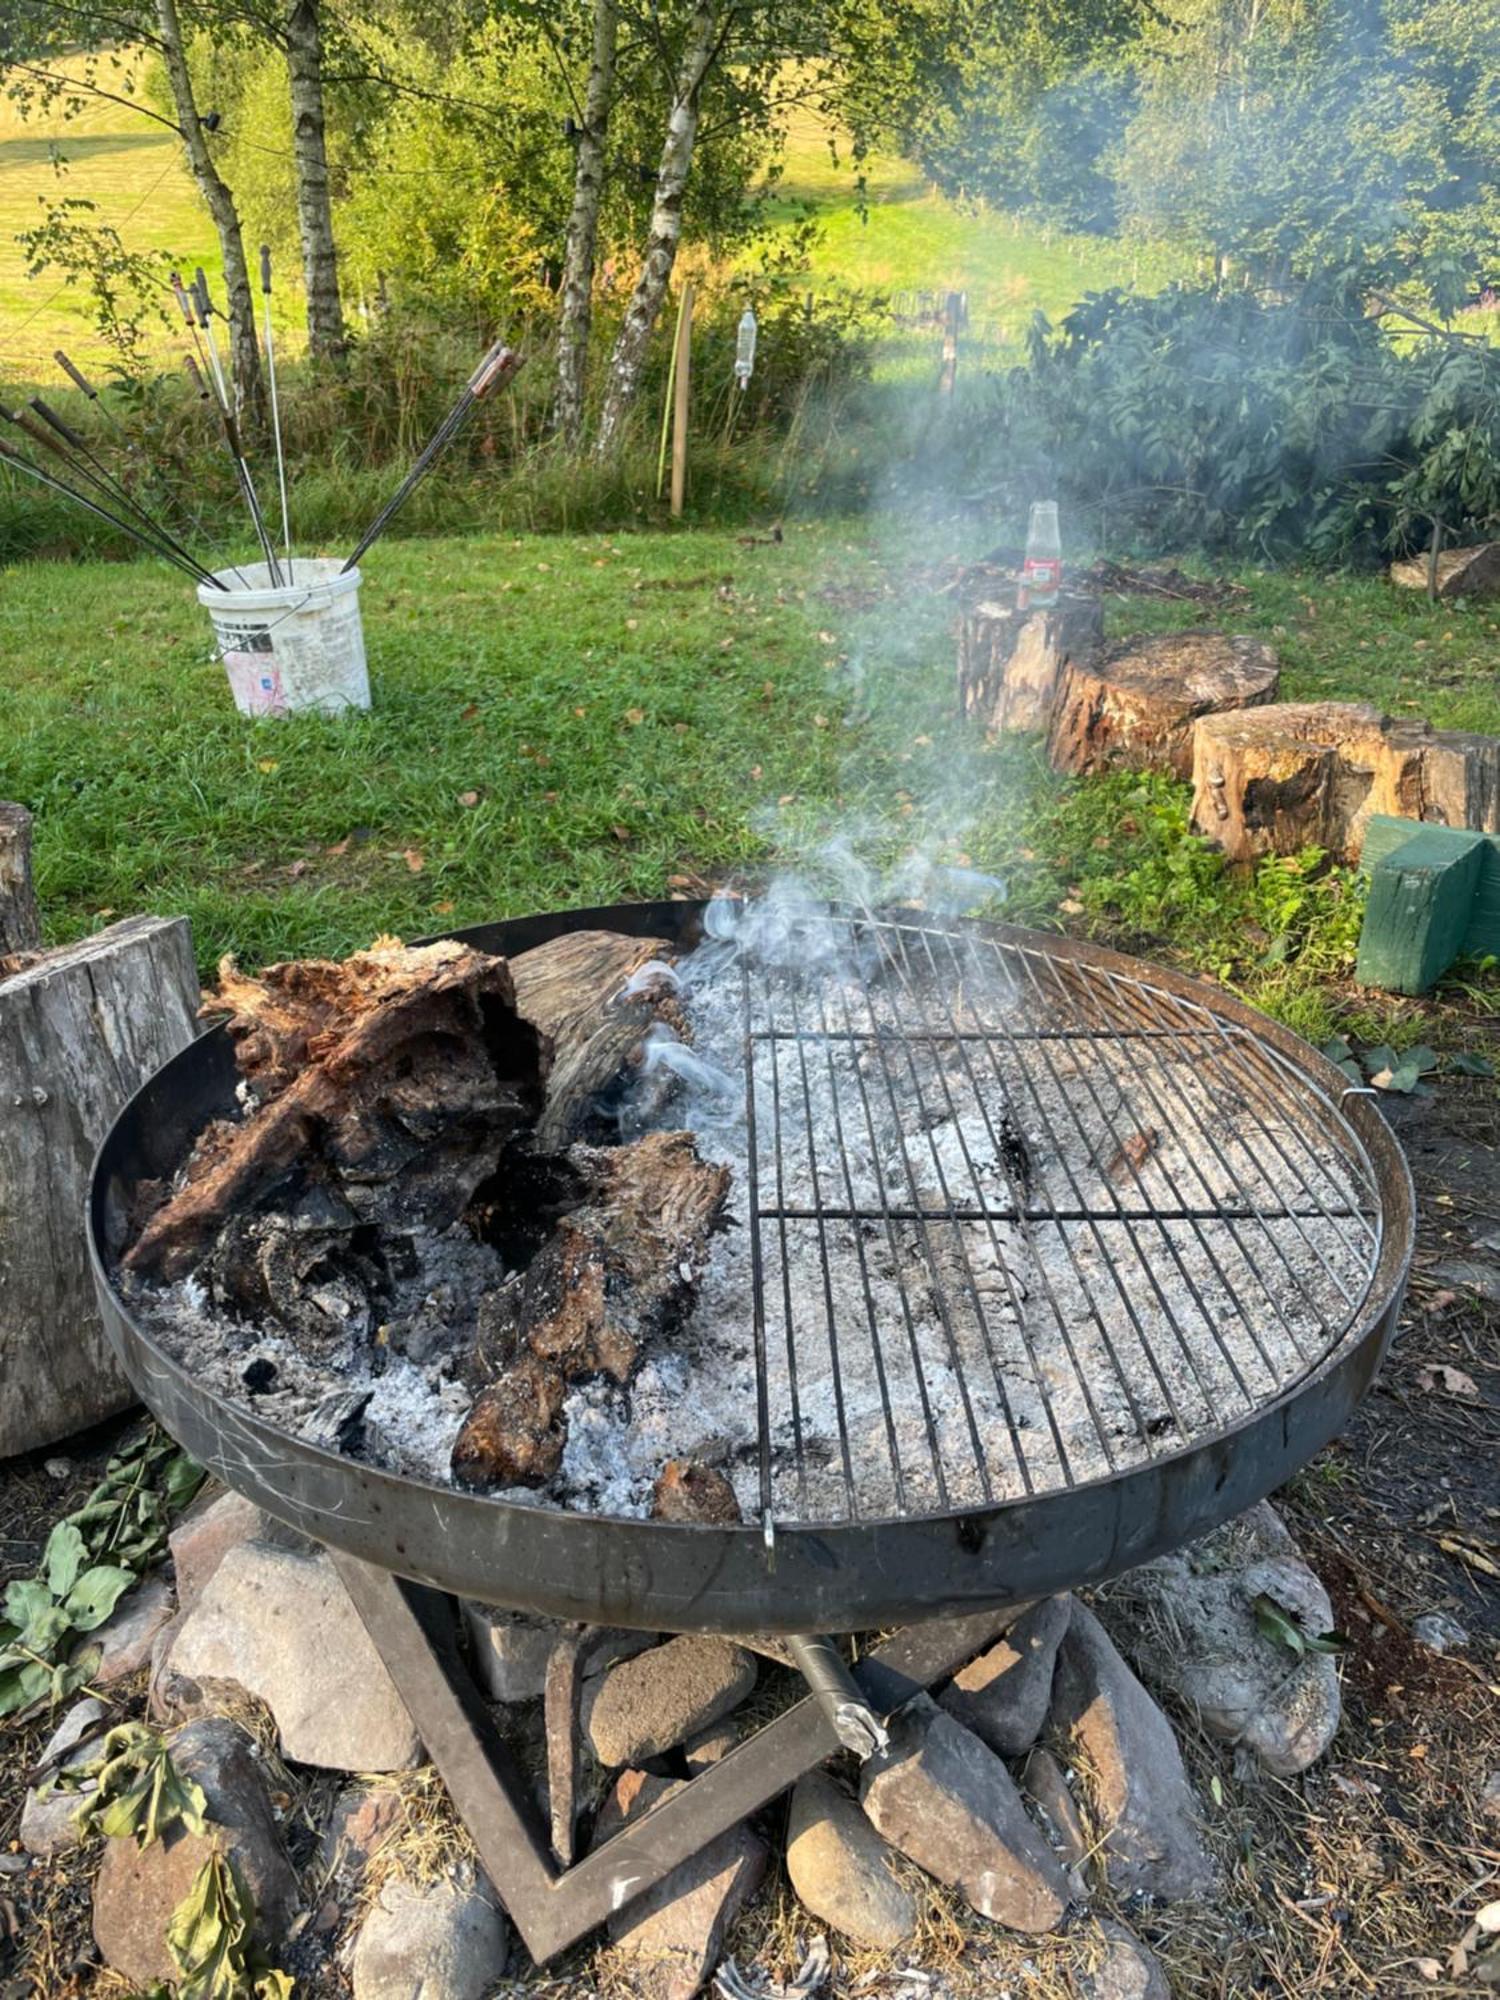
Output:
[{"xmin": 87, "ymin": 900, "xmax": 1414, "ymax": 1635}]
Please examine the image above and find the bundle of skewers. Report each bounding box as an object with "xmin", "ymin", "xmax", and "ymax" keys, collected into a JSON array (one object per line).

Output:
[{"xmin": 0, "ymin": 256, "xmax": 521, "ymax": 589}]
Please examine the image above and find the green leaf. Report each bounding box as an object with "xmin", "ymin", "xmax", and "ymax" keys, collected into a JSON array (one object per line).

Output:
[
  {"xmin": 64, "ymin": 1565, "xmax": 136, "ymax": 1633},
  {"xmin": 5, "ymin": 1577, "xmax": 58, "ymax": 1633},
  {"xmin": 163, "ymin": 1452, "xmax": 206, "ymax": 1513},
  {"xmin": 1403, "ymin": 1044, "xmax": 1439, "ymax": 1074},
  {"xmin": 1303, "ymin": 1629, "xmax": 1352, "ymax": 1656},
  {"xmin": 0, "ymin": 1656, "xmax": 53, "ymax": 1717},
  {"xmin": 1362, "ymin": 1043, "xmax": 1398, "ymax": 1078},
  {"xmin": 1319, "ymin": 1035, "xmax": 1353, "ymax": 1063},
  {"xmin": 1253, "ymin": 1593, "xmax": 1307, "ymax": 1656},
  {"xmin": 44, "ymin": 1521, "xmax": 87, "ymax": 1600},
  {"xmin": 1448, "ymin": 1051, "xmax": 1495, "ymax": 1077}
]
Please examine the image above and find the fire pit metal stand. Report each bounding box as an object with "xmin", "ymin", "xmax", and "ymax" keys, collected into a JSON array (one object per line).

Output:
[{"xmin": 332, "ymin": 1552, "xmax": 1011, "ymax": 1962}]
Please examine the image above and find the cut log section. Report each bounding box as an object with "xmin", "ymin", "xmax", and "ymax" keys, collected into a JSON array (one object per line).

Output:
[
  {"xmin": 957, "ymin": 592, "xmax": 1104, "ymax": 737},
  {"xmin": 1190, "ymin": 702, "xmax": 1388, "ymax": 863},
  {"xmin": 1389, "ymin": 543, "xmax": 1500, "ymax": 600},
  {"xmin": 452, "ymin": 1132, "xmax": 730, "ymax": 1493},
  {"xmin": 1046, "ymin": 632, "xmax": 1279, "ymax": 779},
  {"xmin": 0, "ymin": 803, "xmax": 42, "ymax": 967},
  {"xmin": 1375, "ymin": 722, "xmax": 1500, "ymax": 835},
  {"xmin": 1, "ymin": 917, "xmax": 199, "ymax": 1454}
]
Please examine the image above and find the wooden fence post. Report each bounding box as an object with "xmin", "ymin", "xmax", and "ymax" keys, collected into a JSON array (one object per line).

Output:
[
  {"xmin": 939, "ymin": 290, "xmax": 962, "ymax": 395},
  {"xmin": 0, "ymin": 804, "xmax": 41, "ymax": 962}
]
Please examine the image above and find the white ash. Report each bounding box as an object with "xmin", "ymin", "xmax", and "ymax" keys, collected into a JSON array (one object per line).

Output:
[{"xmin": 132, "ymin": 900, "xmax": 1375, "ymax": 1526}]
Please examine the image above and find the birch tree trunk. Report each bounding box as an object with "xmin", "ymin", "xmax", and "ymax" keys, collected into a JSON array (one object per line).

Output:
[
  {"xmin": 594, "ymin": 0, "xmax": 722, "ymax": 457},
  {"xmin": 553, "ymin": 0, "xmax": 620, "ymax": 444},
  {"xmin": 155, "ymin": 0, "xmax": 266, "ymax": 427},
  {"xmin": 285, "ymin": 0, "xmax": 347, "ymax": 359}
]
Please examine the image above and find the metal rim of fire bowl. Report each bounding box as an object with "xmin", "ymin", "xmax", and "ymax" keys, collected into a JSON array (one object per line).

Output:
[{"xmin": 87, "ymin": 899, "xmax": 1414, "ymax": 1635}]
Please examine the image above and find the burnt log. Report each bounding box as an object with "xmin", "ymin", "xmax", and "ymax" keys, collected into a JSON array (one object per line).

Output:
[
  {"xmin": 452, "ymin": 1132, "xmax": 730, "ymax": 1493},
  {"xmin": 957, "ymin": 592, "xmax": 1104, "ymax": 737},
  {"xmin": 2, "ymin": 918, "xmax": 200, "ymax": 1454},
  {"xmin": 125, "ymin": 939, "xmax": 547, "ymax": 1284},
  {"xmin": 1046, "ymin": 632, "xmax": 1279, "ymax": 780},
  {"xmin": 0, "ymin": 803, "xmax": 42, "ymax": 966},
  {"xmin": 652, "ymin": 1460, "xmax": 742, "ymax": 1525},
  {"xmin": 509, "ymin": 929, "xmax": 682, "ymax": 1149}
]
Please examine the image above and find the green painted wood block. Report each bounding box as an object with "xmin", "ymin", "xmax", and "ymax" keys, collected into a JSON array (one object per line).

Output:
[
  {"xmin": 1361, "ymin": 814, "xmax": 1500, "ymax": 963},
  {"xmin": 1356, "ymin": 823, "xmax": 1489, "ymax": 994}
]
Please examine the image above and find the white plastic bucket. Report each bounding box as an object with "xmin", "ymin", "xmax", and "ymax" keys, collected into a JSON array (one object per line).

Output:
[{"xmin": 198, "ymin": 557, "xmax": 370, "ymax": 718}]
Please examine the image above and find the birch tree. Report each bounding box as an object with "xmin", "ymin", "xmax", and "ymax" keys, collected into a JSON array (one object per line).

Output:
[
  {"xmin": 284, "ymin": 0, "xmax": 347, "ymax": 356},
  {"xmin": 554, "ymin": 0, "xmax": 620, "ymax": 443}
]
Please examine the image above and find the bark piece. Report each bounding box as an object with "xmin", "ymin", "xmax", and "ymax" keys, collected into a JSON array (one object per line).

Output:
[
  {"xmin": 652, "ymin": 1459, "xmax": 743, "ymax": 1524},
  {"xmin": 1390, "ymin": 543, "xmax": 1500, "ymax": 598},
  {"xmin": 451, "ymin": 1132, "xmax": 729, "ymax": 1492},
  {"xmin": 1046, "ymin": 632, "xmax": 1279, "ymax": 779},
  {"xmin": 125, "ymin": 938, "xmax": 546, "ymax": 1285},
  {"xmin": 0, "ymin": 802, "xmax": 41, "ymax": 960},
  {"xmin": 1049, "ymin": 1603, "xmax": 1214, "ymax": 1901},
  {"xmin": 1, "ymin": 915, "xmax": 200, "ymax": 1454},
  {"xmin": 508, "ymin": 928, "xmax": 679, "ymax": 1149},
  {"xmin": 1190, "ymin": 701, "xmax": 1389, "ymax": 862},
  {"xmin": 957, "ymin": 591, "xmax": 1104, "ymax": 737},
  {"xmin": 860, "ymin": 1694, "xmax": 1071, "ymax": 1933}
]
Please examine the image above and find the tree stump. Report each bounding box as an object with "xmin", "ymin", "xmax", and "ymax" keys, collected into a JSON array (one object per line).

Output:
[
  {"xmin": 957, "ymin": 591, "xmax": 1104, "ymax": 737},
  {"xmin": 1190, "ymin": 703, "xmax": 1391, "ymax": 863},
  {"xmin": 1389, "ymin": 544, "xmax": 1500, "ymax": 601},
  {"xmin": 1046, "ymin": 632, "xmax": 1280, "ymax": 780},
  {"xmin": 1375, "ymin": 722, "xmax": 1500, "ymax": 834},
  {"xmin": 0, "ymin": 916, "xmax": 200, "ymax": 1455},
  {"xmin": 0, "ymin": 804, "xmax": 42, "ymax": 964}
]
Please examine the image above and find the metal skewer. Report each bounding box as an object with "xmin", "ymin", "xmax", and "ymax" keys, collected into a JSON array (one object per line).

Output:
[
  {"xmin": 53, "ymin": 349, "xmax": 130, "ymax": 442},
  {"xmin": 259, "ymin": 246, "xmax": 293, "ymax": 583},
  {"xmin": 26, "ymin": 396, "xmax": 223, "ymax": 588},
  {"xmin": 342, "ymin": 339, "xmax": 521, "ymax": 572},
  {"xmin": 189, "ymin": 267, "xmax": 284, "ymax": 586},
  {"xmin": 0, "ymin": 435, "xmax": 215, "ymax": 585}
]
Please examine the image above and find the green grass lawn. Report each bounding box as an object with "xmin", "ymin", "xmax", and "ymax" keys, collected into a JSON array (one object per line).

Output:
[{"xmin": 4, "ymin": 519, "xmax": 1497, "ymax": 1050}]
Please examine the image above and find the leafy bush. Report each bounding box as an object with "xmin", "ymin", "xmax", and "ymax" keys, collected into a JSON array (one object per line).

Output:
[{"xmin": 984, "ymin": 281, "xmax": 1500, "ymax": 563}]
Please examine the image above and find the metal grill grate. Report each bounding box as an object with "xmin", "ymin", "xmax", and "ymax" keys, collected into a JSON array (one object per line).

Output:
[{"xmin": 738, "ymin": 913, "xmax": 1382, "ymax": 1528}]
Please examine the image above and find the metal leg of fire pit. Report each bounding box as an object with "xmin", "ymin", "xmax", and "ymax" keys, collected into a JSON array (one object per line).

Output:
[{"xmin": 332, "ymin": 1551, "xmax": 1016, "ymax": 1966}]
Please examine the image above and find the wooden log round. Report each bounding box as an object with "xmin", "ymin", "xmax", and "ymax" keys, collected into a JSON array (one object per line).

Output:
[
  {"xmin": 0, "ymin": 916, "xmax": 200, "ymax": 1455},
  {"xmin": 1190, "ymin": 702, "xmax": 1388, "ymax": 863},
  {"xmin": 1375, "ymin": 722, "xmax": 1500, "ymax": 835},
  {"xmin": 957, "ymin": 590, "xmax": 1104, "ymax": 737},
  {"xmin": 1045, "ymin": 631, "xmax": 1280, "ymax": 780},
  {"xmin": 0, "ymin": 803, "xmax": 42, "ymax": 962}
]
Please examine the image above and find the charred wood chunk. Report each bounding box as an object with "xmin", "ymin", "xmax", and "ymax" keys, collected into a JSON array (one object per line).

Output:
[
  {"xmin": 508, "ymin": 929, "xmax": 685, "ymax": 1149},
  {"xmin": 452, "ymin": 1353, "xmax": 568, "ymax": 1490},
  {"xmin": 125, "ymin": 939, "xmax": 547, "ymax": 1285},
  {"xmin": 652, "ymin": 1459, "xmax": 743, "ymax": 1525},
  {"xmin": 451, "ymin": 1132, "xmax": 730, "ymax": 1493}
]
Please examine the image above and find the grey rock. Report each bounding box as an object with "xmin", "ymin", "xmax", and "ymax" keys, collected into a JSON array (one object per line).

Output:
[
  {"xmin": 1094, "ymin": 1501, "xmax": 1341, "ymax": 1776},
  {"xmin": 350, "ymin": 1868, "xmax": 508, "ymax": 2000},
  {"xmin": 1022, "ymin": 1746, "xmax": 1090, "ymax": 1883},
  {"xmin": 19, "ymin": 1698, "xmax": 107, "ymax": 1857},
  {"xmin": 463, "ymin": 1604, "xmax": 560, "ymax": 1703},
  {"xmin": 584, "ymin": 1635, "xmax": 755, "ymax": 1768},
  {"xmin": 319, "ymin": 1780, "xmax": 405, "ymax": 1874},
  {"xmin": 1051, "ymin": 1603, "xmax": 1214, "ymax": 1902},
  {"xmin": 684, "ymin": 1720, "xmax": 738, "ymax": 1772},
  {"xmin": 169, "ymin": 1488, "xmax": 264, "ymax": 1611},
  {"xmin": 940, "ymin": 1596, "xmax": 1071, "ymax": 1756},
  {"xmin": 165, "ymin": 1540, "xmax": 421, "ymax": 1770},
  {"xmin": 1480, "ymin": 1770, "xmax": 1500, "ymax": 1823},
  {"xmin": 92, "ymin": 1717, "xmax": 297, "ymax": 1987},
  {"xmin": 1412, "ymin": 1611, "xmax": 1470, "ymax": 1655},
  {"xmin": 860, "ymin": 1694, "xmax": 1071, "ymax": 1933},
  {"xmin": 90, "ymin": 1573, "xmax": 176, "ymax": 1686},
  {"xmin": 1072, "ymin": 1918, "xmax": 1171, "ymax": 2000},
  {"xmin": 787, "ymin": 1767, "xmax": 917, "ymax": 1950},
  {"xmin": 605, "ymin": 1771, "xmax": 767, "ymax": 2000},
  {"xmin": 1431, "ymin": 1255, "xmax": 1500, "ymax": 1304}
]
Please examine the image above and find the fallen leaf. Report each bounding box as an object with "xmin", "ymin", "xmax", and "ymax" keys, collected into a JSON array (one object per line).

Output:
[
  {"xmin": 818, "ymin": 630, "xmax": 838, "ymax": 645},
  {"xmin": 460, "ymin": 703, "xmax": 480, "ymax": 722},
  {"xmin": 611, "ymin": 825, "xmax": 631, "ymax": 842},
  {"xmin": 626, "ymin": 617, "xmax": 639, "ymax": 630},
  {"xmin": 404, "ymin": 849, "xmax": 424, "ymax": 874},
  {"xmin": 434, "ymin": 899, "xmax": 455, "ymax": 915},
  {"xmin": 1059, "ymin": 897, "xmax": 1085, "ymax": 916},
  {"xmin": 1478, "ymin": 1903, "xmax": 1500, "ymax": 1935},
  {"xmin": 285, "ymin": 859, "xmax": 310, "ymax": 879},
  {"xmin": 813, "ymin": 714, "xmax": 829, "ymax": 728},
  {"xmin": 1417, "ymin": 1364, "xmax": 1479, "ymax": 1401},
  {"xmin": 257, "ymin": 758, "xmax": 278, "ymax": 773},
  {"xmin": 457, "ymin": 791, "xmax": 480, "ymax": 808},
  {"xmin": 325, "ymin": 837, "xmax": 351, "ymax": 857},
  {"xmin": 1425, "ymin": 1289, "xmax": 1458, "ymax": 1312},
  {"xmin": 624, "ymin": 707, "xmax": 645, "ymax": 726},
  {"xmin": 1108, "ymin": 1129, "xmax": 1161, "ymax": 1181}
]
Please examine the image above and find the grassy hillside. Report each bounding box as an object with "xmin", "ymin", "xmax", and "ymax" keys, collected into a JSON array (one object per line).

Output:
[{"xmin": 0, "ymin": 52, "xmax": 217, "ymax": 377}]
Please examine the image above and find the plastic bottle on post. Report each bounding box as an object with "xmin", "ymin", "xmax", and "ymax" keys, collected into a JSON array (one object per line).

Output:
[
  {"xmin": 735, "ymin": 309, "xmax": 758, "ymax": 389},
  {"xmin": 1018, "ymin": 500, "xmax": 1062, "ymax": 610}
]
